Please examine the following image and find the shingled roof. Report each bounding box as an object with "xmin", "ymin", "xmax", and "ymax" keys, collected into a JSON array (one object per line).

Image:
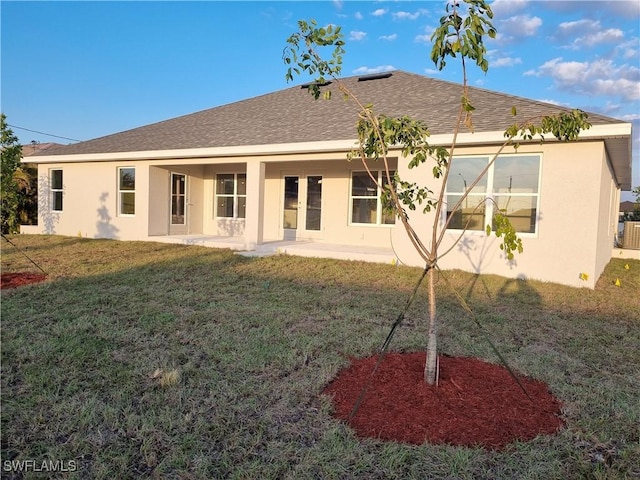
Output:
[{"xmin": 38, "ymin": 70, "xmax": 624, "ymax": 157}]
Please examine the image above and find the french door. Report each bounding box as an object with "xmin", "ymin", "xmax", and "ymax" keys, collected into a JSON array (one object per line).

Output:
[
  {"xmin": 283, "ymin": 174, "xmax": 323, "ymax": 239},
  {"xmin": 169, "ymin": 173, "xmax": 188, "ymax": 235}
]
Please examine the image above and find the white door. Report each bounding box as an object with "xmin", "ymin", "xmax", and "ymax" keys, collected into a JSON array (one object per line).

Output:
[
  {"xmin": 169, "ymin": 173, "xmax": 188, "ymax": 235},
  {"xmin": 282, "ymin": 174, "xmax": 323, "ymax": 240}
]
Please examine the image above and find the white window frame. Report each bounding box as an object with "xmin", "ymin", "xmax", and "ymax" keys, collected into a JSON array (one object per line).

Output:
[
  {"xmin": 215, "ymin": 173, "xmax": 246, "ymax": 219},
  {"xmin": 117, "ymin": 167, "xmax": 136, "ymax": 217},
  {"xmin": 349, "ymin": 170, "xmax": 396, "ymax": 226},
  {"xmin": 50, "ymin": 169, "xmax": 63, "ymax": 212},
  {"xmin": 445, "ymin": 153, "xmax": 542, "ymax": 236}
]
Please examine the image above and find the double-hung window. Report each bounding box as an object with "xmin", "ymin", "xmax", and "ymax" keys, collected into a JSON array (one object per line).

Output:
[
  {"xmin": 446, "ymin": 154, "xmax": 541, "ymax": 234},
  {"xmin": 215, "ymin": 173, "xmax": 246, "ymax": 219},
  {"xmin": 350, "ymin": 170, "xmax": 395, "ymax": 225},
  {"xmin": 118, "ymin": 167, "xmax": 136, "ymax": 216},
  {"xmin": 50, "ymin": 169, "xmax": 63, "ymax": 212}
]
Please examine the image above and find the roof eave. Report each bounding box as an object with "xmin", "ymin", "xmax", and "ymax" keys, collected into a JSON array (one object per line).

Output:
[{"xmin": 24, "ymin": 123, "xmax": 632, "ymax": 189}]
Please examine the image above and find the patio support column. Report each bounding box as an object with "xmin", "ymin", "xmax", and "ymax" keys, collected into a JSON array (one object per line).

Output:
[{"xmin": 244, "ymin": 160, "xmax": 265, "ymax": 249}]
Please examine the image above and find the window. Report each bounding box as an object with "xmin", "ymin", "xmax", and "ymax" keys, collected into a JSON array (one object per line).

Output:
[
  {"xmin": 446, "ymin": 154, "xmax": 541, "ymax": 234},
  {"xmin": 118, "ymin": 167, "xmax": 135, "ymax": 216},
  {"xmin": 350, "ymin": 170, "xmax": 395, "ymax": 225},
  {"xmin": 215, "ymin": 173, "xmax": 246, "ymax": 219},
  {"xmin": 50, "ymin": 169, "xmax": 63, "ymax": 211}
]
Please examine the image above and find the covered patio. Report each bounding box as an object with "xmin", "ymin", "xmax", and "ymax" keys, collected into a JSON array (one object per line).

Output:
[{"xmin": 146, "ymin": 234, "xmax": 401, "ymax": 265}]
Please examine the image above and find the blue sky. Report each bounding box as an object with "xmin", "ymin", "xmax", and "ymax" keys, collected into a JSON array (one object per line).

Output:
[{"xmin": 2, "ymin": 1, "xmax": 639, "ymax": 197}]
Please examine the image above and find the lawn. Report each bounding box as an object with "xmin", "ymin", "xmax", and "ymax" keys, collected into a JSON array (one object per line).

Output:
[{"xmin": 1, "ymin": 234, "xmax": 639, "ymax": 479}]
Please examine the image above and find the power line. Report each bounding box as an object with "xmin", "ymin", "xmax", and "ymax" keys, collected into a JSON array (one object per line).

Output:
[{"xmin": 8, "ymin": 124, "xmax": 82, "ymax": 143}]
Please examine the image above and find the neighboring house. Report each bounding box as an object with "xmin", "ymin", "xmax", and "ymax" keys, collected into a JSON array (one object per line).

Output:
[
  {"xmin": 23, "ymin": 71, "xmax": 632, "ymax": 288},
  {"xmin": 21, "ymin": 142, "xmax": 62, "ymax": 157},
  {"xmin": 619, "ymin": 201, "xmax": 640, "ymax": 222}
]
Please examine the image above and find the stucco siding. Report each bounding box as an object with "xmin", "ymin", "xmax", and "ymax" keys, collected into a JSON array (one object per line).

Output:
[
  {"xmin": 37, "ymin": 161, "xmax": 150, "ymax": 240},
  {"xmin": 203, "ymin": 162, "xmax": 247, "ymax": 237},
  {"xmin": 594, "ymin": 150, "xmax": 621, "ymax": 282},
  {"xmin": 390, "ymin": 142, "xmax": 610, "ymax": 288},
  {"xmin": 148, "ymin": 166, "xmax": 170, "ymax": 235},
  {"xmin": 262, "ymin": 158, "xmax": 398, "ymax": 247},
  {"xmin": 28, "ymin": 137, "xmax": 621, "ymax": 288}
]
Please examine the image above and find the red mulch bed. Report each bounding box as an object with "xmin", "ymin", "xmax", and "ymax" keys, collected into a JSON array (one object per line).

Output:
[
  {"xmin": 1, "ymin": 272, "xmax": 47, "ymax": 289},
  {"xmin": 323, "ymin": 352, "xmax": 563, "ymax": 450}
]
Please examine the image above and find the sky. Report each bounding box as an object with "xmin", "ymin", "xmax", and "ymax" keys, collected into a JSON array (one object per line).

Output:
[{"xmin": 1, "ymin": 0, "xmax": 639, "ymax": 198}]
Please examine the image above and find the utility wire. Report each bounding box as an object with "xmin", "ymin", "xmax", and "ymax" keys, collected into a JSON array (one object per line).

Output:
[{"xmin": 8, "ymin": 124, "xmax": 82, "ymax": 143}]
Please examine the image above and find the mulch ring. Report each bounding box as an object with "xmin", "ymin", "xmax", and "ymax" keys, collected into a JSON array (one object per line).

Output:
[
  {"xmin": 1, "ymin": 272, "xmax": 47, "ymax": 290},
  {"xmin": 323, "ymin": 352, "xmax": 564, "ymax": 450}
]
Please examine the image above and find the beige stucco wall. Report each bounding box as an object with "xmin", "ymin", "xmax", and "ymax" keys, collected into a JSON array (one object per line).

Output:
[
  {"xmin": 203, "ymin": 162, "xmax": 247, "ymax": 237},
  {"xmin": 261, "ymin": 158, "xmax": 398, "ymax": 247},
  {"xmin": 199, "ymin": 154, "xmax": 398, "ymax": 248},
  {"xmin": 390, "ymin": 141, "xmax": 614, "ymax": 288},
  {"xmin": 29, "ymin": 138, "xmax": 620, "ymax": 288},
  {"xmin": 148, "ymin": 166, "xmax": 170, "ymax": 235},
  {"xmin": 36, "ymin": 161, "xmax": 150, "ymax": 240},
  {"xmin": 593, "ymin": 151, "xmax": 620, "ymax": 280}
]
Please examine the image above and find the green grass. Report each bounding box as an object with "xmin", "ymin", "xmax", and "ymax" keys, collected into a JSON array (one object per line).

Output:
[{"xmin": 1, "ymin": 234, "xmax": 639, "ymax": 479}]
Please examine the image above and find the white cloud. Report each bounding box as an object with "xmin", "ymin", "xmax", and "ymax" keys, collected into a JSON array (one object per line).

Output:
[
  {"xmin": 491, "ymin": 56, "xmax": 522, "ymax": 67},
  {"xmin": 372, "ymin": 8, "xmax": 387, "ymax": 17},
  {"xmin": 576, "ymin": 28, "xmax": 624, "ymax": 47},
  {"xmin": 556, "ymin": 19, "xmax": 597, "ymax": 38},
  {"xmin": 349, "ymin": 31, "xmax": 367, "ymax": 41},
  {"xmin": 499, "ymin": 14, "xmax": 542, "ymax": 38},
  {"xmin": 392, "ymin": 10, "xmax": 422, "ymax": 21},
  {"xmin": 526, "ymin": 57, "xmax": 640, "ymax": 102},
  {"xmin": 582, "ymin": 101, "xmax": 623, "ymax": 117},
  {"xmin": 415, "ymin": 25, "xmax": 436, "ymax": 44},
  {"xmin": 332, "ymin": 0, "xmax": 343, "ymax": 10},
  {"xmin": 535, "ymin": 99, "xmax": 566, "ymax": 106},
  {"xmin": 602, "ymin": 102, "xmax": 624, "ymax": 116},
  {"xmin": 486, "ymin": 49, "xmax": 522, "ymax": 68},
  {"xmin": 354, "ymin": 11, "xmax": 363, "ymax": 20},
  {"xmin": 610, "ymin": 38, "xmax": 640, "ymax": 61},
  {"xmin": 379, "ymin": 33, "xmax": 398, "ymax": 41},
  {"xmin": 490, "ymin": 0, "xmax": 529, "ymax": 17},
  {"xmin": 353, "ymin": 65, "xmax": 396, "ymax": 75},
  {"xmin": 556, "ymin": 20, "xmax": 625, "ymax": 49}
]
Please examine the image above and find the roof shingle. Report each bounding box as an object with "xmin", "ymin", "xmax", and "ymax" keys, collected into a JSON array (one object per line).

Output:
[{"xmin": 38, "ymin": 70, "xmax": 624, "ymax": 157}]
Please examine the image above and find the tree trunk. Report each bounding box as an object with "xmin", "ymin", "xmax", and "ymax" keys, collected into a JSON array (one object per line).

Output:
[{"xmin": 424, "ymin": 265, "xmax": 438, "ymax": 385}]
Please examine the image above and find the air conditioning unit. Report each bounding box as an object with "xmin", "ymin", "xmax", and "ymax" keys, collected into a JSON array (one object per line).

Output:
[{"xmin": 623, "ymin": 221, "xmax": 640, "ymax": 250}]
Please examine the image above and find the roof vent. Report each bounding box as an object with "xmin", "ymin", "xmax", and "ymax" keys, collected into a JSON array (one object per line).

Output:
[
  {"xmin": 358, "ymin": 72, "xmax": 393, "ymax": 82},
  {"xmin": 301, "ymin": 81, "xmax": 332, "ymax": 89}
]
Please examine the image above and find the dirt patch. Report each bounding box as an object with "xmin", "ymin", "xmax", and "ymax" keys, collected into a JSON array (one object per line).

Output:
[
  {"xmin": 323, "ymin": 352, "xmax": 563, "ymax": 450},
  {"xmin": 1, "ymin": 272, "xmax": 47, "ymax": 290}
]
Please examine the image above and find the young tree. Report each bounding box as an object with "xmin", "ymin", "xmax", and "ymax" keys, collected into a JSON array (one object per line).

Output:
[
  {"xmin": 283, "ymin": 0, "xmax": 590, "ymax": 385},
  {"xmin": 1, "ymin": 114, "xmax": 32, "ymax": 234}
]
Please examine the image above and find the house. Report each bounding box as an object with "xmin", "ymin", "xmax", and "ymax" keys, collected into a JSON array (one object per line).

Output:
[
  {"xmin": 22, "ymin": 71, "xmax": 633, "ymax": 288},
  {"xmin": 21, "ymin": 142, "xmax": 63, "ymax": 157},
  {"xmin": 619, "ymin": 201, "xmax": 639, "ymax": 222}
]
